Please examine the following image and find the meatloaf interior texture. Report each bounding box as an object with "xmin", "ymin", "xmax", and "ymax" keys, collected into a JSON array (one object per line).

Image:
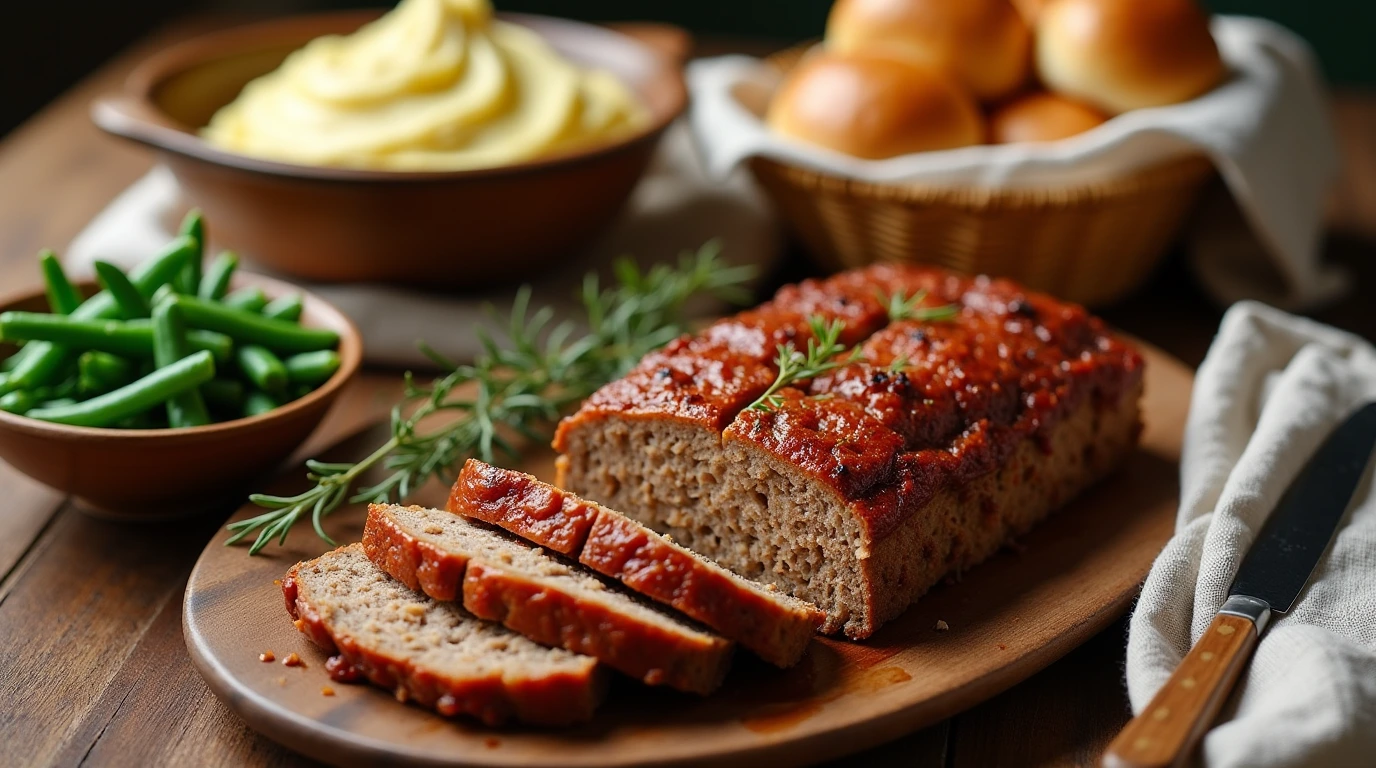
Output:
[{"xmin": 553, "ymin": 265, "xmax": 1144, "ymax": 639}]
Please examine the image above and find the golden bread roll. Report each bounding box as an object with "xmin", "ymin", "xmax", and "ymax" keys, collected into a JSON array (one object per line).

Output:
[
  {"xmin": 1036, "ymin": 0, "xmax": 1225, "ymax": 114},
  {"xmin": 1011, "ymin": 0, "xmax": 1048, "ymax": 23},
  {"xmin": 767, "ymin": 53, "xmax": 985, "ymax": 159},
  {"xmin": 826, "ymin": 0, "xmax": 1031, "ymax": 102},
  {"xmin": 989, "ymin": 91, "xmax": 1108, "ymax": 143}
]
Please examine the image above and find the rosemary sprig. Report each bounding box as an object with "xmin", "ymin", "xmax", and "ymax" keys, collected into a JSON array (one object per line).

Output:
[
  {"xmin": 227, "ymin": 242, "xmax": 754, "ymax": 555},
  {"xmin": 747, "ymin": 315, "xmax": 862, "ymax": 412},
  {"xmin": 883, "ymin": 289, "xmax": 959, "ymax": 323}
]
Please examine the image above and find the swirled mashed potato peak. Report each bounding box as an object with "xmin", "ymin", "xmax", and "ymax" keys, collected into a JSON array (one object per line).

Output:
[{"xmin": 203, "ymin": 0, "xmax": 647, "ymax": 170}]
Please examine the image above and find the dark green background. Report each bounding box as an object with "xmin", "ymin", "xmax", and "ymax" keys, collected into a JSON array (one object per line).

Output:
[
  {"xmin": 4, "ymin": 0, "xmax": 1371, "ymax": 139},
  {"xmin": 496, "ymin": 0, "xmax": 1373, "ymax": 84}
]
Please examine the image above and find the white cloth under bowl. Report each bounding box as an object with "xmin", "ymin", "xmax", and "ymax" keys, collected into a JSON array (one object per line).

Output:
[
  {"xmin": 65, "ymin": 123, "xmax": 781, "ymax": 368},
  {"xmin": 1127, "ymin": 302, "xmax": 1376, "ymax": 766},
  {"xmin": 687, "ymin": 16, "xmax": 1344, "ymax": 311}
]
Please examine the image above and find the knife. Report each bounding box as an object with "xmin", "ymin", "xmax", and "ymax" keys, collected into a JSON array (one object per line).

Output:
[{"xmin": 1103, "ymin": 401, "xmax": 1376, "ymax": 768}]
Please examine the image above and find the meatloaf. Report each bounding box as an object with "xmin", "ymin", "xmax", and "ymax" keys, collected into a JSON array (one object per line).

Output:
[
  {"xmin": 553, "ymin": 265, "xmax": 1144, "ymax": 639},
  {"xmin": 449, "ymin": 459, "xmax": 824, "ymax": 667},
  {"xmin": 283, "ymin": 545, "xmax": 605, "ymax": 726},
  {"xmin": 362, "ymin": 504, "xmax": 734, "ymax": 694}
]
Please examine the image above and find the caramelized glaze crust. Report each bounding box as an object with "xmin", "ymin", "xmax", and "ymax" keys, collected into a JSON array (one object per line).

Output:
[
  {"xmin": 282, "ymin": 547, "xmax": 605, "ymax": 726},
  {"xmin": 362, "ymin": 504, "xmax": 733, "ymax": 695},
  {"xmin": 450, "ymin": 460, "xmax": 824, "ymax": 668},
  {"xmin": 555, "ymin": 264, "xmax": 1143, "ymax": 543}
]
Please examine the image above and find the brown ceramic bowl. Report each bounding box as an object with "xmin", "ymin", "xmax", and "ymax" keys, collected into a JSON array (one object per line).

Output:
[
  {"xmin": 0, "ymin": 273, "xmax": 361, "ymax": 519},
  {"xmin": 91, "ymin": 12, "xmax": 687, "ymax": 288}
]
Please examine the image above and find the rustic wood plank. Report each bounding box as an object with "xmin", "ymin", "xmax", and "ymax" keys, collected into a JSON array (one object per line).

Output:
[
  {"xmin": 947, "ymin": 618, "xmax": 1135, "ymax": 767},
  {"xmin": 825, "ymin": 721, "xmax": 950, "ymax": 767},
  {"xmin": 0, "ymin": 7, "xmax": 1371, "ymax": 765},
  {"xmin": 59, "ymin": 583, "xmax": 316, "ymax": 768},
  {"xmin": 0, "ymin": 461, "xmax": 64, "ymax": 588},
  {"xmin": 0, "ymin": 371, "xmax": 397, "ymax": 768},
  {"xmin": 0, "ymin": 504, "xmax": 217, "ymax": 766}
]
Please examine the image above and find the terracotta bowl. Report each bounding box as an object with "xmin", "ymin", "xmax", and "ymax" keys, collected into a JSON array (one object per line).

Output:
[
  {"xmin": 0, "ymin": 273, "xmax": 362, "ymax": 519},
  {"xmin": 91, "ymin": 12, "xmax": 687, "ymax": 289}
]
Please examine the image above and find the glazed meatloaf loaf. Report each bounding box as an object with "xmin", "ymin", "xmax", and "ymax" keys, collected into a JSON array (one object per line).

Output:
[
  {"xmin": 362, "ymin": 504, "xmax": 733, "ymax": 695},
  {"xmin": 283, "ymin": 545, "xmax": 605, "ymax": 726},
  {"xmin": 449, "ymin": 459, "xmax": 824, "ymax": 667},
  {"xmin": 553, "ymin": 265, "xmax": 1144, "ymax": 639}
]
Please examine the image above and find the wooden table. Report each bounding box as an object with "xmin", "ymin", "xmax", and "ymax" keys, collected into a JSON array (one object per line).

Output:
[{"xmin": 1, "ymin": 18, "xmax": 1373, "ymax": 768}]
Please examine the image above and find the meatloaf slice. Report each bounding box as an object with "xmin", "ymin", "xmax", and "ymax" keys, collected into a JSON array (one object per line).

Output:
[
  {"xmin": 362, "ymin": 504, "xmax": 733, "ymax": 695},
  {"xmin": 553, "ymin": 265, "xmax": 1144, "ymax": 639},
  {"xmin": 449, "ymin": 458, "xmax": 824, "ymax": 668},
  {"xmin": 282, "ymin": 544, "xmax": 604, "ymax": 726}
]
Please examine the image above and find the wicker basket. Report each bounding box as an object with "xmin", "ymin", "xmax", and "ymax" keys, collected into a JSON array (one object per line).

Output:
[{"xmin": 747, "ymin": 49, "xmax": 1217, "ymax": 307}]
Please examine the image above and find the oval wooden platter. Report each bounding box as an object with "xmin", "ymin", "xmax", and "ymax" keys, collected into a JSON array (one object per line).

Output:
[{"xmin": 185, "ymin": 342, "xmax": 1190, "ymax": 768}]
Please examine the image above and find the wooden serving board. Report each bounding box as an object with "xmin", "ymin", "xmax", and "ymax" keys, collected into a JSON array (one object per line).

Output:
[{"xmin": 184, "ymin": 343, "xmax": 1190, "ymax": 768}]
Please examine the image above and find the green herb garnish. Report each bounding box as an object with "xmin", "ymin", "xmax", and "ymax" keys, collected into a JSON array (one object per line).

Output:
[
  {"xmin": 228, "ymin": 242, "xmax": 754, "ymax": 554},
  {"xmin": 748, "ymin": 315, "xmax": 862, "ymax": 413},
  {"xmin": 883, "ymin": 289, "xmax": 959, "ymax": 323}
]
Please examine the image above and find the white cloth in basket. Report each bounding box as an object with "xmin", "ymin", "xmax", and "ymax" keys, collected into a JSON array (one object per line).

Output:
[{"xmin": 687, "ymin": 17, "xmax": 1344, "ymax": 311}]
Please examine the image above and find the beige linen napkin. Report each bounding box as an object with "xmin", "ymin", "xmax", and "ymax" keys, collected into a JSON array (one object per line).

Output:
[
  {"xmin": 1126, "ymin": 301, "xmax": 1376, "ymax": 766},
  {"xmin": 688, "ymin": 16, "xmax": 1344, "ymax": 311},
  {"xmin": 65, "ymin": 123, "xmax": 781, "ymax": 367}
]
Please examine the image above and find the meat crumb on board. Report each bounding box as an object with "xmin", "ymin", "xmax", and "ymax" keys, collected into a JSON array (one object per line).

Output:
[
  {"xmin": 259, "ymin": 651, "xmax": 275, "ymax": 662},
  {"xmin": 934, "ymin": 620, "xmax": 950, "ymax": 632},
  {"xmin": 283, "ymin": 652, "xmax": 305, "ymax": 667}
]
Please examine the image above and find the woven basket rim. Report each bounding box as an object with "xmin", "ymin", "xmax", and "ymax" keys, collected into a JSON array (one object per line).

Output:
[
  {"xmin": 752, "ymin": 42, "xmax": 1217, "ymax": 208},
  {"xmin": 748, "ymin": 154, "xmax": 1216, "ymax": 208}
]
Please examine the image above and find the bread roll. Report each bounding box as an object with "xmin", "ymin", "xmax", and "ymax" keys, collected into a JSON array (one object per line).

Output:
[
  {"xmin": 989, "ymin": 91, "xmax": 1107, "ymax": 143},
  {"xmin": 767, "ymin": 53, "xmax": 984, "ymax": 159},
  {"xmin": 1011, "ymin": 0, "xmax": 1048, "ymax": 23},
  {"xmin": 1036, "ymin": 0, "xmax": 1225, "ymax": 114},
  {"xmin": 826, "ymin": 0, "xmax": 1031, "ymax": 102}
]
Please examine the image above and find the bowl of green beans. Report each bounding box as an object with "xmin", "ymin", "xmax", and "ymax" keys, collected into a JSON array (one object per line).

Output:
[{"xmin": 0, "ymin": 218, "xmax": 361, "ymax": 518}]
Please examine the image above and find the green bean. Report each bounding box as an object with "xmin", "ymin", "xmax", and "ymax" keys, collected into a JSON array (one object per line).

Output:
[
  {"xmin": 290, "ymin": 383, "xmax": 314, "ymax": 400},
  {"xmin": 1, "ymin": 348, "xmax": 27, "ymax": 373},
  {"xmin": 25, "ymin": 350, "xmax": 215, "ymax": 427},
  {"xmin": 201, "ymin": 378, "xmax": 245, "ymax": 412},
  {"xmin": 5, "ymin": 236, "xmax": 197, "ymax": 392},
  {"xmin": 243, "ymin": 390, "xmax": 279, "ymax": 418},
  {"xmin": 0, "ymin": 313, "xmax": 232, "ymax": 361},
  {"xmin": 94, "ymin": 261, "xmax": 150, "ymax": 319},
  {"xmin": 0, "ymin": 345, "xmax": 68, "ymax": 396},
  {"xmin": 39, "ymin": 397, "xmax": 79, "ymax": 409},
  {"xmin": 261, "ymin": 293, "xmax": 303, "ymax": 323},
  {"xmin": 0, "ymin": 390, "xmax": 37, "ymax": 415},
  {"xmin": 176, "ymin": 209, "xmax": 205, "ymax": 295},
  {"xmin": 153, "ymin": 300, "xmax": 211, "ymax": 427},
  {"xmin": 198, "ymin": 251, "xmax": 238, "ymax": 302},
  {"xmin": 170, "ymin": 295, "xmax": 338, "ymax": 353},
  {"xmin": 78, "ymin": 351, "xmax": 136, "ymax": 396},
  {"xmin": 236, "ymin": 345, "xmax": 287, "ymax": 395},
  {"xmin": 40, "ymin": 250, "xmax": 82, "ymax": 315},
  {"xmin": 283, "ymin": 350, "xmax": 340, "ymax": 387},
  {"xmin": 94, "ymin": 235, "xmax": 197, "ymax": 311},
  {"xmin": 222, "ymin": 287, "xmax": 268, "ymax": 313},
  {"xmin": 152, "ymin": 284, "xmax": 177, "ymax": 307}
]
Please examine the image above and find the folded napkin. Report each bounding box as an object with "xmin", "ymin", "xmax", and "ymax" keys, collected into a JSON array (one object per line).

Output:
[
  {"xmin": 688, "ymin": 16, "xmax": 1344, "ymax": 311},
  {"xmin": 65, "ymin": 123, "xmax": 781, "ymax": 367},
  {"xmin": 1127, "ymin": 301, "xmax": 1376, "ymax": 767}
]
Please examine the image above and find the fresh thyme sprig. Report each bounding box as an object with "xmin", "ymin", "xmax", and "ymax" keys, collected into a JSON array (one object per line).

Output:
[
  {"xmin": 747, "ymin": 316, "xmax": 862, "ymax": 412},
  {"xmin": 227, "ymin": 242, "xmax": 754, "ymax": 555},
  {"xmin": 883, "ymin": 289, "xmax": 959, "ymax": 323}
]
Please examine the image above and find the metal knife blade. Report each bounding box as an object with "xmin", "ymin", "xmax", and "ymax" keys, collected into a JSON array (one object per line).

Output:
[{"xmin": 1229, "ymin": 401, "xmax": 1376, "ymax": 614}]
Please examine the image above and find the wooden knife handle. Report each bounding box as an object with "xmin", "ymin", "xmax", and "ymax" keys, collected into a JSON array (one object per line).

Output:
[{"xmin": 1102, "ymin": 613, "xmax": 1258, "ymax": 768}]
